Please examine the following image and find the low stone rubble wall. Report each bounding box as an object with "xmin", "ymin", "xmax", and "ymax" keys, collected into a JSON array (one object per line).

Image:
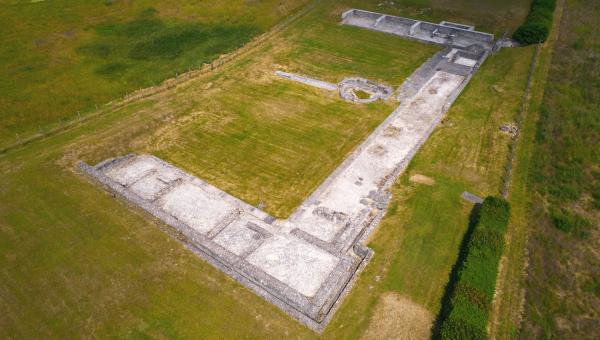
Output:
[
  {"xmin": 338, "ymin": 77, "xmax": 393, "ymax": 103},
  {"xmin": 276, "ymin": 71, "xmax": 393, "ymax": 104},
  {"xmin": 78, "ymin": 154, "xmax": 368, "ymax": 332},
  {"xmin": 275, "ymin": 71, "xmax": 338, "ymax": 91},
  {"xmin": 342, "ymin": 9, "xmax": 494, "ymax": 49}
]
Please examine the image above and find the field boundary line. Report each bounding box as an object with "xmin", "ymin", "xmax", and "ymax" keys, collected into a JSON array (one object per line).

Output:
[
  {"xmin": 488, "ymin": 0, "xmax": 565, "ymax": 337},
  {"xmin": 0, "ymin": 0, "xmax": 321, "ymax": 156}
]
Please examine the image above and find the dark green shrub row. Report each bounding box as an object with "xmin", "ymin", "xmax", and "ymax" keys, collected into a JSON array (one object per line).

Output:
[
  {"xmin": 439, "ymin": 196, "xmax": 511, "ymax": 340},
  {"xmin": 513, "ymin": 0, "xmax": 556, "ymax": 44}
]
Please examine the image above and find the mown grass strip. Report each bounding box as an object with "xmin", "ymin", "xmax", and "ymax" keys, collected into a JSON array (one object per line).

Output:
[{"xmin": 437, "ymin": 196, "xmax": 511, "ymax": 339}]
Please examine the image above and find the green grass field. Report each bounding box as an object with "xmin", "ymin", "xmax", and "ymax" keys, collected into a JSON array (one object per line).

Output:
[
  {"xmin": 353, "ymin": 45, "xmax": 535, "ymax": 337},
  {"xmin": 0, "ymin": 0, "xmax": 310, "ymax": 147},
  {"xmin": 0, "ymin": 0, "xmax": 538, "ymax": 338},
  {"xmin": 147, "ymin": 8, "xmax": 438, "ymax": 218},
  {"xmin": 518, "ymin": 0, "xmax": 600, "ymax": 337},
  {"xmin": 482, "ymin": 0, "xmax": 600, "ymax": 337}
]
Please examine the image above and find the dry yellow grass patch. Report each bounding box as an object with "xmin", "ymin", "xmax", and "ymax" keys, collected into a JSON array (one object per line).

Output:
[
  {"xmin": 361, "ymin": 292, "xmax": 433, "ymax": 340},
  {"xmin": 409, "ymin": 174, "xmax": 436, "ymax": 186}
]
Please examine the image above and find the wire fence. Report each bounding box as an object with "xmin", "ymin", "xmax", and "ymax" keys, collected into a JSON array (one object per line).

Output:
[{"xmin": 500, "ymin": 43, "xmax": 542, "ymax": 197}]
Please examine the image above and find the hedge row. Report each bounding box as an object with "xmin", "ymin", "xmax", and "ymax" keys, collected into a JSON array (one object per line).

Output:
[
  {"xmin": 513, "ymin": 0, "xmax": 556, "ymax": 44},
  {"xmin": 439, "ymin": 196, "xmax": 511, "ymax": 340}
]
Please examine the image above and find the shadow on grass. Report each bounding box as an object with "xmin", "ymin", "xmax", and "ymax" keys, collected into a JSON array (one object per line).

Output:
[{"xmin": 430, "ymin": 202, "xmax": 482, "ymax": 339}]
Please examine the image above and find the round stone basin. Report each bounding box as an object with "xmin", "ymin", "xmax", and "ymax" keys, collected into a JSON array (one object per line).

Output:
[{"xmin": 339, "ymin": 77, "xmax": 393, "ymax": 103}]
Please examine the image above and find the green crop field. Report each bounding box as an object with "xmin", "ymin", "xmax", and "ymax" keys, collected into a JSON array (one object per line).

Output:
[
  {"xmin": 0, "ymin": 0, "xmax": 310, "ymax": 147},
  {"xmin": 518, "ymin": 0, "xmax": 600, "ymax": 337},
  {"xmin": 0, "ymin": 0, "xmax": 543, "ymax": 338}
]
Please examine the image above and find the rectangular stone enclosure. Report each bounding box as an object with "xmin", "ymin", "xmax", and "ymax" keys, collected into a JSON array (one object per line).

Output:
[{"xmin": 79, "ymin": 9, "xmax": 493, "ymax": 332}]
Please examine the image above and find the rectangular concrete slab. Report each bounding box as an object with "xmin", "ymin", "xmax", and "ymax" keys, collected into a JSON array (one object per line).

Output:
[
  {"xmin": 158, "ymin": 182, "xmax": 236, "ymax": 234},
  {"xmin": 213, "ymin": 220, "xmax": 266, "ymax": 257},
  {"xmin": 105, "ymin": 155, "xmax": 161, "ymax": 186},
  {"xmin": 455, "ymin": 57, "xmax": 478, "ymax": 67},
  {"xmin": 129, "ymin": 175, "xmax": 170, "ymax": 201},
  {"xmin": 246, "ymin": 235, "xmax": 339, "ymax": 297}
]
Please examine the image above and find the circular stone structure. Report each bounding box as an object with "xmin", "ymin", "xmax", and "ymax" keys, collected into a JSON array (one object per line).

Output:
[{"xmin": 338, "ymin": 77, "xmax": 393, "ymax": 103}]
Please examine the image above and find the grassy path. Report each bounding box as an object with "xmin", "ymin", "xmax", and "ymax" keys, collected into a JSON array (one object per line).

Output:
[{"xmin": 488, "ymin": 0, "xmax": 565, "ymax": 338}]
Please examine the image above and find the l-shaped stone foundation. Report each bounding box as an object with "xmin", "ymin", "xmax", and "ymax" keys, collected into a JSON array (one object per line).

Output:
[{"xmin": 78, "ymin": 10, "xmax": 492, "ymax": 332}]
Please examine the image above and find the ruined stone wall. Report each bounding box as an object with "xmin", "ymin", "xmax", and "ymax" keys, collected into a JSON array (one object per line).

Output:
[{"xmin": 343, "ymin": 9, "xmax": 494, "ymax": 49}]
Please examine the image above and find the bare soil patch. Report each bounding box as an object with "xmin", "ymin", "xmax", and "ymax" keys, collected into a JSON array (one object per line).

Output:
[
  {"xmin": 409, "ymin": 174, "xmax": 435, "ymax": 186},
  {"xmin": 362, "ymin": 292, "xmax": 433, "ymax": 340}
]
